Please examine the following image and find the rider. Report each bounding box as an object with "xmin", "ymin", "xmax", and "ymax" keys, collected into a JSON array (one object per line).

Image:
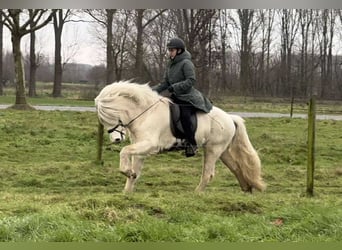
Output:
[{"xmin": 152, "ymin": 37, "xmax": 212, "ymax": 157}]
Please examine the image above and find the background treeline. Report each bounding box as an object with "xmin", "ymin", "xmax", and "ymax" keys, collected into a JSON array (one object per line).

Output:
[{"xmin": 1, "ymin": 9, "xmax": 342, "ymax": 100}]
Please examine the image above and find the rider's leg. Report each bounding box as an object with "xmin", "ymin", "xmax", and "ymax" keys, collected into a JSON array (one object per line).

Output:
[{"xmin": 179, "ymin": 103, "xmax": 197, "ymax": 157}]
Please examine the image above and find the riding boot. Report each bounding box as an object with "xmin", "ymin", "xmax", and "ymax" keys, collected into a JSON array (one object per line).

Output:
[{"xmin": 185, "ymin": 142, "xmax": 197, "ymax": 157}]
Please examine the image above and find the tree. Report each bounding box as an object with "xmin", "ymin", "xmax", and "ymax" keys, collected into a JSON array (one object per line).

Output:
[
  {"xmin": 0, "ymin": 12, "xmax": 3, "ymax": 96},
  {"xmin": 134, "ymin": 9, "xmax": 166, "ymax": 82},
  {"xmin": 218, "ymin": 9, "xmax": 230, "ymax": 91},
  {"xmin": 257, "ymin": 9, "xmax": 275, "ymax": 96},
  {"xmin": 319, "ymin": 10, "xmax": 337, "ymax": 99},
  {"xmin": 279, "ymin": 9, "xmax": 299, "ymax": 116},
  {"xmin": 237, "ymin": 9, "xmax": 256, "ymax": 96},
  {"xmin": 85, "ymin": 9, "xmax": 117, "ymax": 84},
  {"xmin": 105, "ymin": 9, "xmax": 115, "ymax": 84},
  {"xmin": 1, "ymin": 9, "xmax": 56, "ymax": 109},
  {"xmin": 174, "ymin": 9, "xmax": 216, "ymax": 94},
  {"xmin": 52, "ymin": 9, "xmax": 72, "ymax": 97},
  {"xmin": 28, "ymin": 9, "xmax": 37, "ymax": 97},
  {"xmin": 298, "ymin": 9, "xmax": 312, "ymax": 97}
]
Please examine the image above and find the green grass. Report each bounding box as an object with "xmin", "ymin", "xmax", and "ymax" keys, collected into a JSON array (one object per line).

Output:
[{"xmin": 0, "ymin": 110, "xmax": 341, "ymax": 241}]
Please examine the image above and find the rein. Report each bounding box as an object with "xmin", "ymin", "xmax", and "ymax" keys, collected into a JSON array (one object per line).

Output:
[{"xmin": 107, "ymin": 98, "xmax": 163, "ymax": 134}]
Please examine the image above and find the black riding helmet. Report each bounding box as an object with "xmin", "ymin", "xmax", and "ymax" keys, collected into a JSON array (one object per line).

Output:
[{"xmin": 167, "ymin": 38, "xmax": 185, "ymax": 50}]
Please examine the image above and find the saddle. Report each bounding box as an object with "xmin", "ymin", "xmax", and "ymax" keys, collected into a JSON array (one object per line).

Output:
[{"xmin": 169, "ymin": 102, "xmax": 198, "ymax": 140}]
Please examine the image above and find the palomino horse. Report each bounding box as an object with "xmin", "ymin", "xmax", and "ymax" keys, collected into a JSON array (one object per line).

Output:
[{"xmin": 95, "ymin": 81, "xmax": 266, "ymax": 193}]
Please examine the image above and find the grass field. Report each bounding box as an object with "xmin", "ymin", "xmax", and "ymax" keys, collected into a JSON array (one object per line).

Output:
[{"xmin": 0, "ymin": 109, "xmax": 341, "ymax": 242}]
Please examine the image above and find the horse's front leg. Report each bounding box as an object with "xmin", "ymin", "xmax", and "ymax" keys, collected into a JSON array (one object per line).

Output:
[
  {"xmin": 119, "ymin": 140, "xmax": 157, "ymax": 189},
  {"xmin": 123, "ymin": 155, "xmax": 144, "ymax": 192}
]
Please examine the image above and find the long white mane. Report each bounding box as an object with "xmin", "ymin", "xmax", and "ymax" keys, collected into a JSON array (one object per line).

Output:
[
  {"xmin": 95, "ymin": 80, "xmax": 161, "ymax": 108},
  {"xmin": 95, "ymin": 81, "xmax": 164, "ymax": 128}
]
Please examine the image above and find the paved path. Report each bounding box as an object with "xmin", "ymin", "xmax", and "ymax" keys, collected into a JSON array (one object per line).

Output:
[
  {"xmin": 0, "ymin": 104, "xmax": 94, "ymax": 112},
  {"xmin": 1, "ymin": 104, "xmax": 342, "ymax": 120}
]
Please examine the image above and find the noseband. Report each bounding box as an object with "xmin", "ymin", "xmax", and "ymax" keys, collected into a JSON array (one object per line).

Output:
[{"xmin": 107, "ymin": 124, "xmax": 126, "ymax": 141}]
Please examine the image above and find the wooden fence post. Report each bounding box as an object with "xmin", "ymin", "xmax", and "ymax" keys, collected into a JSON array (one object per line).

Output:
[
  {"xmin": 306, "ymin": 96, "xmax": 316, "ymax": 196},
  {"xmin": 96, "ymin": 121, "xmax": 104, "ymax": 165}
]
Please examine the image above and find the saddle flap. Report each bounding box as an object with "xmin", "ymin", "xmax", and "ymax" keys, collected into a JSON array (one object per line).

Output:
[{"xmin": 169, "ymin": 103, "xmax": 197, "ymax": 139}]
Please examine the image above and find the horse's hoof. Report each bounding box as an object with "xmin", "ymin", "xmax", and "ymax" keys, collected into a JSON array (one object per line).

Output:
[
  {"xmin": 120, "ymin": 169, "xmax": 137, "ymax": 179},
  {"xmin": 194, "ymin": 187, "xmax": 205, "ymax": 193},
  {"xmin": 242, "ymin": 186, "xmax": 253, "ymax": 193}
]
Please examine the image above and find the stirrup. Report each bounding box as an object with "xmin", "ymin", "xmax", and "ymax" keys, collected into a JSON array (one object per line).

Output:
[{"xmin": 185, "ymin": 144, "xmax": 197, "ymax": 157}]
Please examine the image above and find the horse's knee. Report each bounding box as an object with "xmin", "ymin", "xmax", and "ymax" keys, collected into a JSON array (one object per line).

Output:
[{"xmin": 120, "ymin": 169, "xmax": 137, "ymax": 179}]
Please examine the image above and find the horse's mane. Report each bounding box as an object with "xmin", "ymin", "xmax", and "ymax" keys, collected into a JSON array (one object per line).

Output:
[{"xmin": 95, "ymin": 80, "xmax": 162, "ymax": 108}]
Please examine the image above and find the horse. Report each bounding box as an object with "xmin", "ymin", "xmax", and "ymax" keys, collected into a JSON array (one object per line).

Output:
[{"xmin": 95, "ymin": 81, "xmax": 266, "ymax": 193}]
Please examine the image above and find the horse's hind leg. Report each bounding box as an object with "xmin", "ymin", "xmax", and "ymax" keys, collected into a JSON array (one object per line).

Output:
[
  {"xmin": 195, "ymin": 147, "xmax": 221, "ymax": 193},
  {"xmin": 220, "ymin": 150, "xmax": 252, "ymax": 192},
  {"xmin": 123, "ymin": 155, "xmax": 144, "ymax": 193}
]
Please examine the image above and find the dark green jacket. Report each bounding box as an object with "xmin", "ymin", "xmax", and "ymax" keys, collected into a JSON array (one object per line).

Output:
[{"xmin": 152, "ymin": 50, "xmax": 212, "ymax": 113}]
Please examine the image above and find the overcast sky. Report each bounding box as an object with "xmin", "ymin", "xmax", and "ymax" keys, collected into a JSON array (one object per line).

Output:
[{"xmin": 2, "ymin": 14, "xmax": 105, "ymax": 66}]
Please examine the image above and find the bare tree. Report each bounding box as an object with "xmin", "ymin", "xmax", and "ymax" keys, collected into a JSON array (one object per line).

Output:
[
  {"xmin": 257, "ymin": 9, "xmax": 275, "ymax": 96},
  {"xmin": 52, "ymin": 9, "xmax": 72, "ymax": 97},
  {"xmin": 237, "ymin": 9, "xmax": 257, "ymax": 96},
  {"xmin": 218, "ymin": 9, "xmax": 230, "ymax": 91},
  {"xmin": 145, "ymin": 10, "xmax": 173, "ymax": 83},
  {"xmin": 86, "ymin": 9, "xmax": 117, "ymax": 84},
  {"xmin": 1, "ymin": 9, "xmax": 55, "ymax": 109},
  {"xmin": 173, "ymin": 9, "xmax": 217, "ymax": 94},
  {"xmin": 134, "ymin": 9, "xmax": 166, "ymax": 82},
  {"xmin": 112, "ymin": 10, "xmax": 132, "ymax": 81},
  {"xmin": 319, "ymin": 9, "xmax": 337, "ymax": 99},
  {"xmin": 0, "ymin": 12, "xmax": 3, "ymax": 96},
  {"xmin": 106, "ymin": 9, "xmax": 115, "ymax": 84},
  {"xmin": 298, "ymin": 9, "xmax": 313, "ymax": 97},
  {"xmin": 279, "ymin": 9, "xmax": 299, "ymax": 115},
  {"xmin": 28, "ymin": 9, "xmax": 37, "ymax": 97}
]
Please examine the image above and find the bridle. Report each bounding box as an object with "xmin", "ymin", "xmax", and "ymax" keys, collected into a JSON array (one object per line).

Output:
[{"xmin": 107, "ymin": 98, "xmax": 163, "ymax": 135}]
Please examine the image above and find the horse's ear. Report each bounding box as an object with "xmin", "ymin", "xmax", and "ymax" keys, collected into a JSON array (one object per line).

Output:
[{"xmin": 118, "ymin": 93, "xmax": 140, "ymax": 104}]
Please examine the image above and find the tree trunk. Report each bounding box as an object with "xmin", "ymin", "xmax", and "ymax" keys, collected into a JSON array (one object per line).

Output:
[
  {"xmin": 320, "ymin": 10, "xmax": 328, "ymax": 99},
  {"xmin": 12, "ymin": 35, "xmax": 33, "ymax": 109},
  {"xmin": 238, "ymin": 9, "xmax": 254, "ymax": 96},
  {"xmin": 29, "ymin": 10, "xmax": 37, "ymax": 97},
  {"xmin": 106, "ymin": 9, "xmax": 115, "ymax": 84},
  {"xmin": 135, "ymin": 9, "xmax": 144, "ymax": 82},
  {"xmin": 266, "ymin": 11, "xmax": 273, "ymax": 96},
  {"xmin": 0, "ymin": 13, "xmax": 3, "ymax": 96},
  {"xmin": 52, "ymin": 10, "xmax": 64, "ymax": 97}
]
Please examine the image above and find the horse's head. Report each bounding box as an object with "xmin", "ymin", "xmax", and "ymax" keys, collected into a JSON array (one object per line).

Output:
[
  {"xmin": 108, "ymin": 125, "xmax": 126, "ymax": 143},
  {"xmin": 94, "ymin": 84, "xmax": 123, "ymax": 130}
]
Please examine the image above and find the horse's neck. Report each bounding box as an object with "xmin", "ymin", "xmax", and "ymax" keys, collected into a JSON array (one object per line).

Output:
[
  {"xmin": 119, "ymin": 99, "xmax": 158, "ymax": 126},
  {"xmin": 126, "ymin": 98, "xmax": 170, "ymax": 134}
]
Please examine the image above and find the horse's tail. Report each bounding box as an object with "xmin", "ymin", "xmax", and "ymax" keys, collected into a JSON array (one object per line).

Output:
[{"xmin": 227, "ymin": 115, "xmax": 266, "ymax": 192}]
